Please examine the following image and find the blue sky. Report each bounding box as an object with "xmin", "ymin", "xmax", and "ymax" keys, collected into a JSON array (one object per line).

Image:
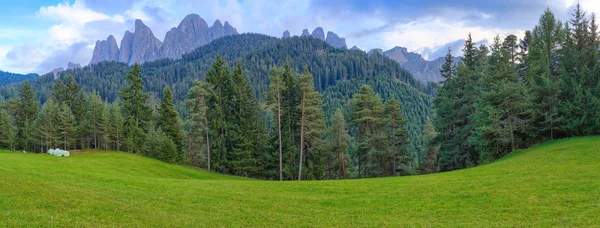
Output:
[{"xmin": 0, "ymin": 0, "xmax": 599, "ymax": 74}]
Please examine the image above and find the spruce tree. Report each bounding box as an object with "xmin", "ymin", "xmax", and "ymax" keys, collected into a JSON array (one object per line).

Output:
[
  {"xmin": 16, "ymin": 81, "xmax": 38, "ymax": 151},
  {"xmin": 0, "ymin": 109, "xmax": 16, "ymax": 150},
  {"xmin": 57, "ymin": 104, "xmax": 75, "ymax": 150},
  {"xmin": 204, "ymin": 55, "xmax": 233, "ymax": 173},
  {"xmin": 109, "ymin": 103, "xmax": 124, "ymax": 151},
  {"xmin": 120, "ymin": 64, "xmax": 151, "ymax": 153},
  {"xmin": 527, "ymin": 9, "xmax": 563, "ymax": 141},
  {"xmin": 157, "ymin": 87, "xmax": 184, "ymax": 161}
]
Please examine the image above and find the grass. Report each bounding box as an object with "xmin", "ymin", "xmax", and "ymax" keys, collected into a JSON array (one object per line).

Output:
[{"xmin": 1, "ymin": 137, "xmax": 600, "ymax": 227}]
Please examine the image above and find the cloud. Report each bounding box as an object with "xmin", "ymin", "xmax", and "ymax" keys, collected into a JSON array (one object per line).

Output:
[{"xmin": 3, "ymin": 0, "xmax": 600, "ymax": 74}]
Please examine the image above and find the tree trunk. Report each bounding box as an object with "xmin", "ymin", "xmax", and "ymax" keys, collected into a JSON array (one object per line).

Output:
[
  {"xmin": 392, "ymin": 116, "xmax": 397, "ymax": 176},
  {"xmin": 298, "ymin": 92, "xmax": 305, "ymax": 181},
  {"xmin": 357, "ymin": 123, "xmax": 361, "ymax": 178},
  {"xmin": 278, "ymin": 93, "xmax": 283, "ymax": 181},
  {"xmin": 203, "ymin": 97, "xmax": 211, "ymax": 172}
]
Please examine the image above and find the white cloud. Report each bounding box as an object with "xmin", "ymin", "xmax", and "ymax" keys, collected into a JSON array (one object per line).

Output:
[{"xmin": 38, "ymin": 1, "xmax": 112, "ymax": 25}]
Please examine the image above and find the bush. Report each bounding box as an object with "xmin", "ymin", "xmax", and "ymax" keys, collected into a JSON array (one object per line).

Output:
[{"xmin": 143, "ymin": 129, "xmax": 179, "ymax": 163}]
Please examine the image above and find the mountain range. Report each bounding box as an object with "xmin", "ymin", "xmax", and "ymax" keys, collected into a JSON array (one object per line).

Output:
[
  {"xmin": 367, "ymin": 47, "xmax": 460, "ymax": 83},
  {"xmin": 284, "ymin": 28, "xmax": 347, "ymax": 49},
  {"xmin": 90, "ymin": 14, "xmax": 238, "ymax": 65},
  {"xmin": 80, "ymin": 13, "xmax": 450, "ymax": 83}
]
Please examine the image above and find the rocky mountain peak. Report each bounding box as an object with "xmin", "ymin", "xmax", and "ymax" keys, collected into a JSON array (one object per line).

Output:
[
  {"xmin": 311, "ymin": 27, "xmax": 325, "ymax": 40},
  {"xmin": 91, "ymin": 14, "xmax": 240, "ymax": 65},
  {"xmin": 67, "ymin": 62, "xmax": 81, "ymax": 70},
  {"xmin": 384, "ymin": 46, "xmax": 424, "ymax": 64},
  {"xmin": 90, "ymin": 34, "xmax": 120, "ymax": 64},
  {"xmin": 301, "ymin": 29, "xmax": 310, "ymax": 37},
  {"xmin": 325, "ymin": 31, "xmax": 346, "ymax": 48}
]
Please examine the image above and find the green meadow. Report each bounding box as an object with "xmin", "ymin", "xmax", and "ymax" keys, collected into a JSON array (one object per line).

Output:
[{"xmin": 1, "ymin": 137, "xmax": 599, "ymax": 227}]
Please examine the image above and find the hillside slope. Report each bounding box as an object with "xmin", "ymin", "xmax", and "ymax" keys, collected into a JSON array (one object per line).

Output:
[{"xmin": 1, "ymin": 137, "xmax": 599, "ymax": 226}]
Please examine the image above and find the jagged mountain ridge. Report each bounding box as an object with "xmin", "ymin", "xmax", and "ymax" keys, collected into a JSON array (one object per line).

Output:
[
  {"xmin": 368, "ymin": 46, "xmax": 460, "ymax": 83},
  {"xmin": 90, "ymin": 14, "xmax": 238, "ymax": 65},
  {"xmin": 284, "ymin": 27, "xmax": 347, "ymax": 49}
]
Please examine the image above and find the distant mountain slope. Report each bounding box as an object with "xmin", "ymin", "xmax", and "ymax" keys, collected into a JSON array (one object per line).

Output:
[
  {"xmin": 90, "ymin": 14, "xmax": 238, "ymax": 65},
  {"xmin": 0, "ymin": 70, "xmax": 38, "ymax": 87},
  {"xmin": 367, "ymin": 47, "xmax": 460, "ymax": 83}
]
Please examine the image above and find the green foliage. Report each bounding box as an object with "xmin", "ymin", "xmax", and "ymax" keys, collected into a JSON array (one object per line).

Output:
[
  {"xmin": 157, "ymin": 87, "xmax": 184, "ymax": 160},
  {"xmin": 120, "ymin": 64, "xmax": 152, "ymax": 154},
  {"xmin": 325, "ymin": 109, "xmax": 351, "ymax": 179},
  {"xmin": 297, "ymin": 68, "xmax": 326, "ymax": 180},
  {"xmin": 384, "ymin": 99, "xmax": 411, "ymax": 175},
  {"xmin": 143, "ymin": 129, "xmax": 179, "ymax": 164}
]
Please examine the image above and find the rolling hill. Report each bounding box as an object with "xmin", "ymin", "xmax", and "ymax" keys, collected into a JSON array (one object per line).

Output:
[
  {"xmin": 0, "ymin": 70, "xmax": 38, "ymax": 87},
  {"xmin": 1, "ymin": 137, "xmax": 598, "ymax": 226}
]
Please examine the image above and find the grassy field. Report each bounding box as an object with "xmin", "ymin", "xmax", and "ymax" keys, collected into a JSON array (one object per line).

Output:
[{"xmin": 1, "ymin": 137, "xmax": 599, "ymax": 227}]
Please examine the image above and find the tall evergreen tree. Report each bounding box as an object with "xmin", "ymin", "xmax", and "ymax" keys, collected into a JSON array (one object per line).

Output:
[
  {"xmin": 350, "ymin": 85, "xmax": 385, "ymax": 177},
  {"xmin": 0, "ymin": 108, "xmax": 16, "ymax": 150},
  {"xmin": 109, "ymin": 103, "xmax": 124, "ymax": 151},
  {"xmin": 186, "ymin": 80, "xmax": 211, "ymax": 169},
  {"xmin": 326, "ymin": 109, "xmax": 351, "ymax": 179},
  {"xmin": 297, "ymin": 67, "xmax": 326, "ymax": 180},
  {"xmin": 384, "ymin": 99, "xmax": 411, "ymax": 176},
  {"xmin": 16, "ymin": 81, "xmax": 38, "ymax": 151},
  {"xmin": 526, "ymin": 9, "xmax": 564, "ymax": 141},
  {"xmin": 157, "ymin": 87, "xmax": 184, "ymax": 161},
  {"xmin": 57, "ymin": 104, "xmax": 75, "ymax": 150},
  {"xmin": 120, "ymin": 64, "xmax": 152, "ymax": 153},
  {"xmin": 204, "ymin": 55, "xmax": 234, "ymax": 173},
  {"xmin": 229, "ymin": 62, "xmax": 263, "ymax": 176},
  {"xmin": 268, "ymin": 66, "xmax": 285, "ymax": 180}
]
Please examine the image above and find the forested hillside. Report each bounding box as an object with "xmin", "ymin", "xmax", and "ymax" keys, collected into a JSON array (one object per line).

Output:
[
  {"xmin": 0, "ymin": 71, "xmax": 38, "ymax": 87},
  {"xmin": 430, "ymin": 4, "xmax": 600, "ymax": 172},
  {"xmin": 0, "ymin": 34, "xmax": 432, "ymax": 179}
]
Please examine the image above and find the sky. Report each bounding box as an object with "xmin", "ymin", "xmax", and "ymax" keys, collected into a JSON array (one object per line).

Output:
[{"xmin": 0, "ymin": 0, "xmax": 599, "ymax": 74}]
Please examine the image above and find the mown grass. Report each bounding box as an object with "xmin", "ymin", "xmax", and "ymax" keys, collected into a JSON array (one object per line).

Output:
[{"xmin": 1, "ymin": 137, "xmax": 600, "ymax": 227}]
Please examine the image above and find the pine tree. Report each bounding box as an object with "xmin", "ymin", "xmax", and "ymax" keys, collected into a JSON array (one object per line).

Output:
[
  {"xmin": 157, "ymin": 87, "xmax": 184, "ymax": 162},
  {"xmin": 297, "ymin": 67, "xmax": 326, "ymax": 180},
  {"xmin": 120, "ymin": 64, "xmax": 151, "ymax": 154},
  {"xmin": 87, "ymin": 91, "xmax": 104, "ymax": 149},
  {"xmin": 384, "ymin": 99, "xmax": 411, "ymax": 176},
  {"xmin": 57, "ymin": 104, "xmax": 75, "ymax": 150},
  {"xmin": 101, "ymin": 101, "xmax": 111, "ymax": 150},
  {"xmin": 109, "ymin": 103, "xmax": 124, "ymax": 151},
  {"xmin": 229, "ymin": 62, "xmax": 262, "ymax": 176},
  {"xmin": 204, "ymin": 55, "xmax": 233, "ymax": 173},
  {"xmin": 16, "ymin": 81, "xmax": 38, "ymax": 151},
  {"xmin": 502, "ymin": 34, "xmax": 519, "ymax": 64},
  {"xmin": 268, "ymin": 66, "xmax": 285, "ymax": 180},
  {"xmin": 527, "ymin": 9, "xmax": 563, "ymax": 141},
  {"xmin": 326, "ymin": 109, "xmax": 351, "ymax": 179},
  {"xmin": 474, "ymin": 35, "xmax": 528, "ymax": 161},
  {"xmin": 350, "ymin": 85, "xmax": 385, "ymax": 177},
  {"xmin": 0, "ymin": 108, "xmax": 16, "ymax": 150},
  {"xmin": 186, "ymin": 80, "xmax": 211, "ymax": 169},
  {"xmin": 421, "ymin": 118, "xmax": 438, "ymax": 174}
]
